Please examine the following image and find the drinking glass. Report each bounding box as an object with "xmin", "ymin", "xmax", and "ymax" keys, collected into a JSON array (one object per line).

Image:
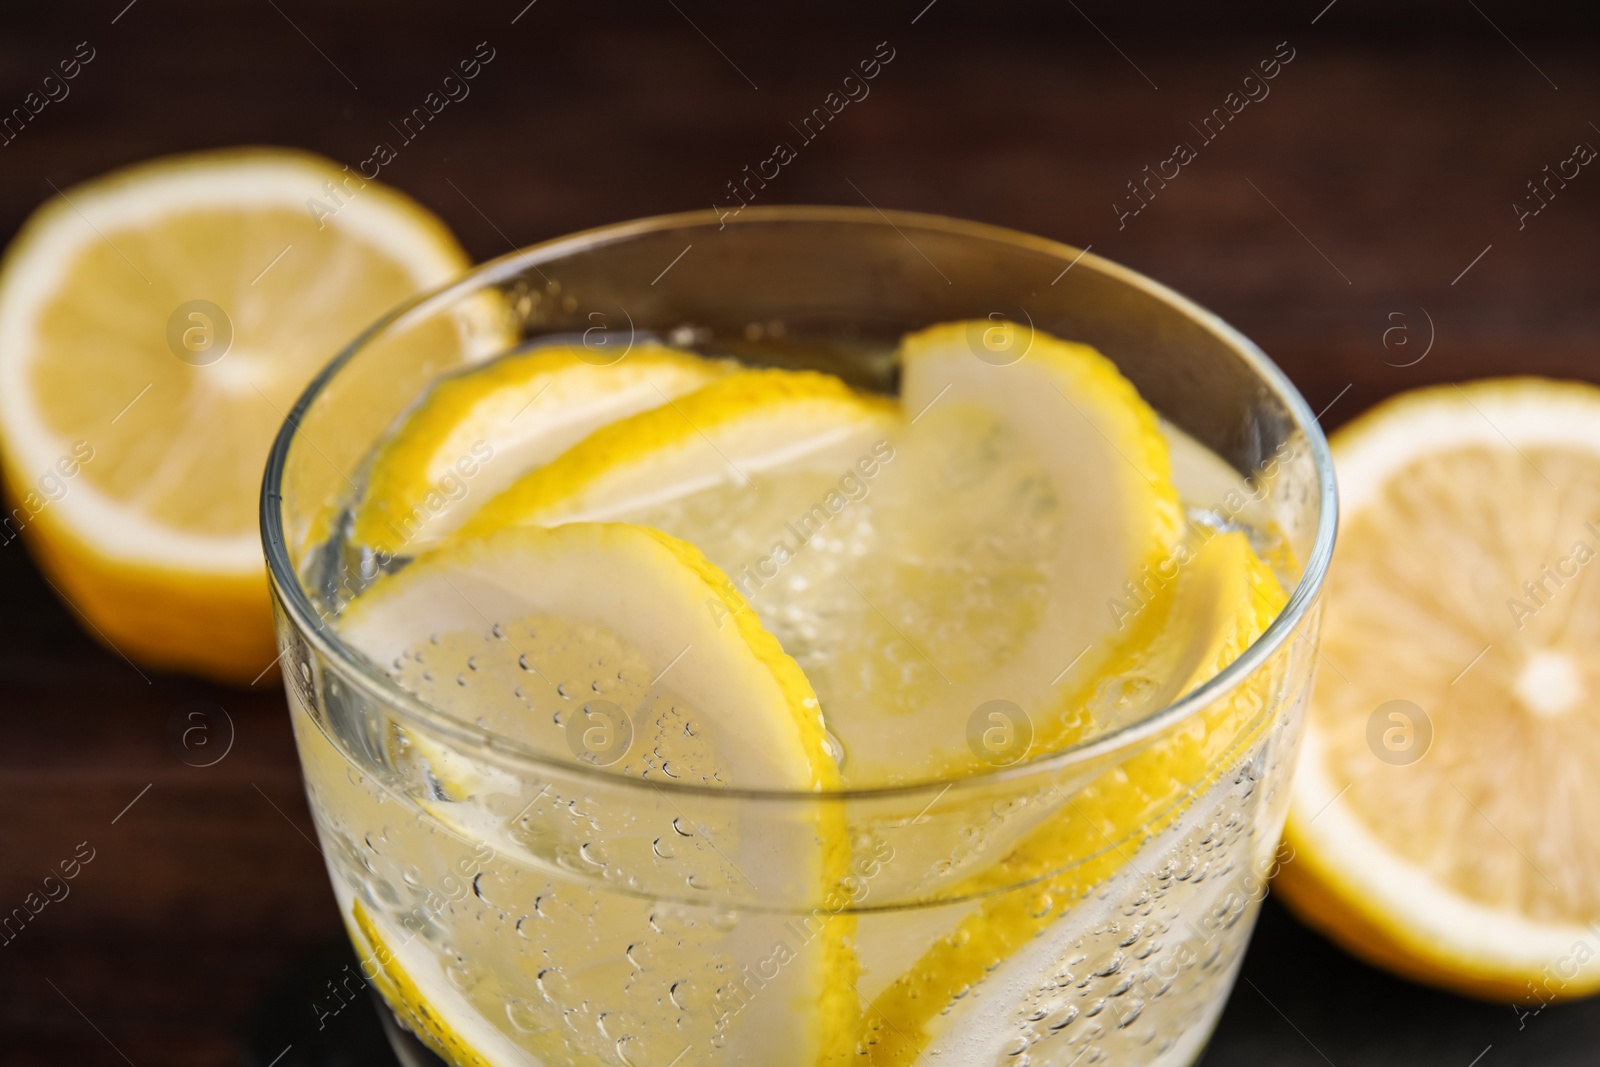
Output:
[{"xmin": 261, "ymin": 207, "xmax": 1336, "ymax": 1067}]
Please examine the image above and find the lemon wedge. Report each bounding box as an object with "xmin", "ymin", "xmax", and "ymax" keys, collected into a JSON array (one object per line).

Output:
[
  {"xmin": 1276, "ymin": 378, "xmax": 1600, "ymax": 1001},
  {"xmin": 857, "ymin": 529, "xmax": 1287, "ymax": 1064},
  {"xmin": 0, "ymin": 148, "xmax": 468, "ymax": 682},
  {"xmin": 336, "ymin": 521, "xmax": 857, "ymax": 1063},
  {"xmin": 352, "ymin": 343, "xmax": 730, "ymax": 557}
]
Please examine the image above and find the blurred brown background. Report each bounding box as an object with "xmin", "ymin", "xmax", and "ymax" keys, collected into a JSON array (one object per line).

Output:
[{"xmin": 3, "ymin": 0, "xmax": 1599, "ymax": 1063}]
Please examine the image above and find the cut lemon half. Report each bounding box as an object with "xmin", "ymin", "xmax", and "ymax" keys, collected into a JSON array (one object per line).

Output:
[
  {"xmin": 337, "ymin": 521, "xmax": 857, "ymax": 1063},
  {"xmin": 352, "ymin": 342, "xmax": 730, "ymax": 556},
  {"xmin": 1276, "ymin": 378, "xmax": 1600, "ymax": 1001},
  {"xmin": 0, "ymin": 147, "xmax": 469, "ymax": 682}
]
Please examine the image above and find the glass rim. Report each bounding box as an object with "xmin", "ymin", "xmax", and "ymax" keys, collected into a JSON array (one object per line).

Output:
[{"xmin": 260, "ymin": 204, "xmax": 1338, "ymax": 804}]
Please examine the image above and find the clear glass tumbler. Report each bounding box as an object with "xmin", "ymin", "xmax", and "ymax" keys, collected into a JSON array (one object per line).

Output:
[{"xmin": 261, "ymin": 207, "xmax": 1336, "ymax": 1067}]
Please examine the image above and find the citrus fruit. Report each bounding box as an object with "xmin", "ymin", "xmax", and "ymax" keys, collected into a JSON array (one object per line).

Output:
[
  {"xmin": 347, "ymin": 898, "xmax": 515, "ymax": 1067},
  {"xmin": 352, "ymin": 342, "xmax": 730, "ymax": 557},
  {"xmin": 336, "ymin": 521, "xmax": 857, "ymax": 1062},
  {"xmin": 821, "ymin": 321, "xmax": 1185, "ymax": 782},
  {"xmin": 854, "ymin": 528, "xmax": 1288, "ymax": 1064},
  {"xmin": 453, "ymin": 367, "xmax": 896, "ymax": 539},
  {"xmin": 339, "ymin": 521, "xmax": 835, "ymax": 789},
  {"xmin": 1275, "ymin": 378, "xmax": 1600, "ymax": 1001},
  {"xmin": 0, "ymin": 147, "xmax": 468, "ymax": 683}
]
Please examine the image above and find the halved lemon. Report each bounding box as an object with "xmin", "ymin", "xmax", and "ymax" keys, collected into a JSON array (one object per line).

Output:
[
  {"xmin": 352, "ymin": 342, "xmax": 731, "ymax": 556},
  {"xmin": 337, "ymin": 521, "xmax": 857, "ymax": 1063},
  {"xmin": 1276, "ymin": 378, "xmax": 1600, "ymax": 1001},
  {"xmin": 0, "ymin": 147, "xmax": 469, "ymax": 683}
]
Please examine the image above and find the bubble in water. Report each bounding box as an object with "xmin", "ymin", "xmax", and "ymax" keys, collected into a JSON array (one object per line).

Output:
[
  {"xmin": 445, "ymin": 959, "xmax": 473, "ymax": 993},
  {"xmin": 506, "ymin": 997, "xmax": 542, "ymax": 1032},
  {"xmin": 1049, "ymin": 1005, "xmax": 1079, "ymax": 1031}
]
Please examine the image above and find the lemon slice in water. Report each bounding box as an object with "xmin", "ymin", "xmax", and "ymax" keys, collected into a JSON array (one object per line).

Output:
[
  {"xmin": 352, "ymin": 343, "xmax": 730, "ymax": 557},
  {"xmin": 855, "ymin": 530, "xmax": 1287, "ymax": 1065},
  {"xmin": 454, "ymin": 367, "xmax": 896, "ymax": 538},
  {"xmin": 867, "ymin": 321, "xmax": 1185, "ymax": 767},
  {"xmin": 337, "ymin": 522, "xmax": 856, "ymax": 1064}
]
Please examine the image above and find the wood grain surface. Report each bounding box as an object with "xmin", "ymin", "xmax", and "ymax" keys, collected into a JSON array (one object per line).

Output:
[{"xmin": 2, "ymin": 2, "xmax": 1598, "ymax": 1064}]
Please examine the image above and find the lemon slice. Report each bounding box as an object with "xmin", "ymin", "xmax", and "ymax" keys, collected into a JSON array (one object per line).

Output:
[
  {"xmin": 341, "ymin": 521, "xmax": 832, "ymax": 789},
  {"xmin": 454, "ymin": 368, "xmax": 897, "ymax": 538},
  {"xmin": 857, "ymin": 530, "xmax": 1287, "ymax": 1065},
  {"xmin": 0, "ymin": 148, "xmax": 469, "ymax": 682},
  {"xmin": 352, "ymin": 343, "xmax": 730, "ymax": 557},
  {"xmin": 894, "ymin": 320, "xmax": 1184, "ymax": 693},
  {"xmin": 346, "ymin": 898, "xmax": 521, "ymax": 1067},
  {"xmin": 795, "ymin": 322, "xmax": 1184, "ymax": 783},
  {"xmin": 1276, "ymin": 378, "xmax": 1600, "ymax": 1001},
  {"xmin": 337, "ymin": 522, "xmax": 857, "ymax": 1063}
]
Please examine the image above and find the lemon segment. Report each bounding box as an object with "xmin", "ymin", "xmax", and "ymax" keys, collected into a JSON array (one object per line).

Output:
[
  {"xmin": 857, "ymin": 530, "xmax": 1286, "ymax": 1064},
  {"xmin": 1277, "ymin": 378, "xmax": 1600, "ymax": 1001},
  {"xmin": 353, "ymin": 343, "xmax": 730, "ymax": 556},
  {"xmin": 0, "ymin": 148, "xmax": 469, "ymax": 682}
]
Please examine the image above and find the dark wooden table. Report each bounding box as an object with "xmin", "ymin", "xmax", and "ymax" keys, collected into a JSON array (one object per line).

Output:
[{"xmin": 3, "ymin": 2, "xmax": 1599, "ymax": 1064}]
